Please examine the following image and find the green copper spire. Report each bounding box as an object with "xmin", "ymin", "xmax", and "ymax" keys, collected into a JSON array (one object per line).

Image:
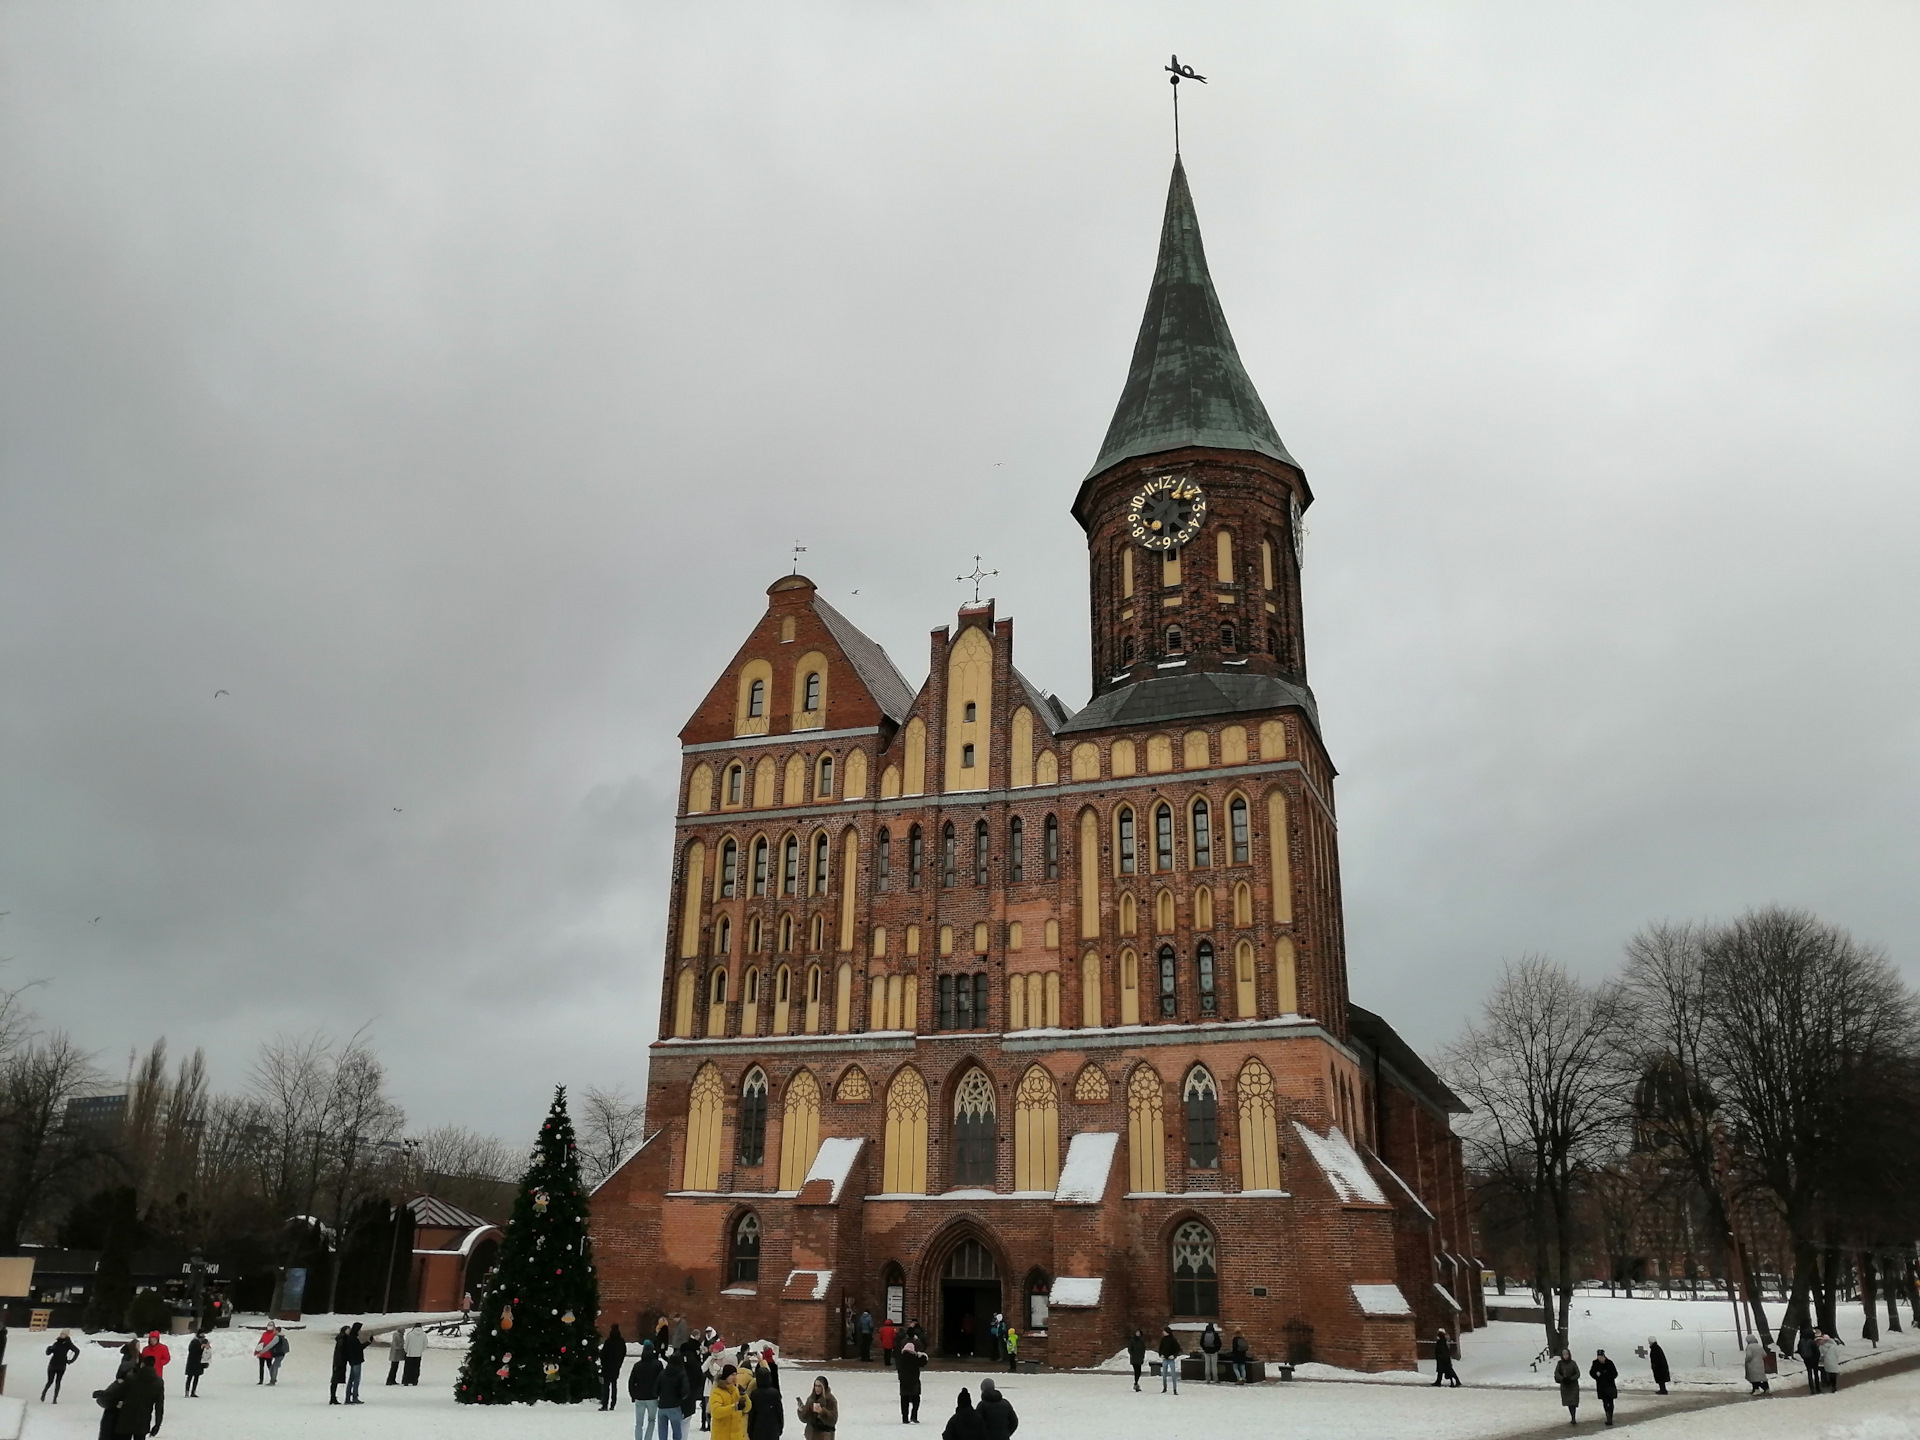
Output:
[{"xmin": 1086, "ymin": 156, "xmax": 1297, "ymax": 480}]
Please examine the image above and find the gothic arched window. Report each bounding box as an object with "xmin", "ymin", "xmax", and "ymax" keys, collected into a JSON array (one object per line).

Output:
[
  {"xmin": 941, "ymin": 823, "xmax": 957, "ymax": 888},
  {"xmin": 974, "ymin": 820, "xmax": 990, "ymax": 885},
  {"xmin": 908, "ymin": 825, "xmax": 924, "ymax": 889},
  {"xmin": 1044, "ymin": 815, "xmax": 1059, "ymax": 880},
  {"xmin": 1166, "ymin": 625, "xmax": 1184, "ymax": 654},
  {"xmin": 726, "ymin": 765, "xmax": 743, "ymax": 805},
  {"xmin": 1184, "ymin": 1067, "xmax": 1219, "ymax": 1169},
  {"xmin": 1123, "ymin": 636, "xmax": 1135, "ymax": 665},
  {"xmin": 1197, "ymin": 939, "xmax": 1217, "ymax": 1016},
  {"xmin": 1158, "ymin": 944, "xmax": 1177, "ymax": 1018},
  {"xmin": 1191, "ymin": 799, "xmax": 1212, "ymax": 868},
  {"xmin": 1229, "ymin": 797, "xmax": 1250, "ymax": 865},
  {"xmin": 953, "ymin": 1068, "xmax": 998, "ymax": 1187},
  {"xmin": 719, "ymin": 840, "xmax": 738, "ymax": 898},
  {"xmin": 747, "ymin": 679, "xmax": 766, "ymax": 718},
  {"xmin": 816, "ymin": 753, "xmax": 833, "ymax": 797},
  {"xmin": 803, "ymin": 672, "xmax": 821, "ymax": 711},
  {"xmin": 812, "ymin": 832, "xmax": 829, "ymax": 894},
  {"xmin": 1008, "ymin": 817, "xmax": 1025, "ymax": 883},
  {"xmin": 1171, "ymin": 1220, "xmax": 1219, "ymax": 1316},
  {"xmin": 737, "ymin": 1068, "xmax": 769, "ymax": 1166},
  {"xmin": 782, "ymin": 836, "xmax": 799, "ymax": 896},
  {"xmin": 1117, "ymin": 807, "xmax": 1137, "ymax": 874},
  {"xmin": 1154, "ymin": 804, "xmax": 1175, "ymax": 872},
  {"xmin": 752, "ymin": 838, "xmax": 769, "ymax": 896},
  {"xmin": 730, "ymin": 1211, "xmax": 761, "ymax": 1283},
  {"xmin": 876, "ymin": 828, "xmax": 892, "ymax": 891}
]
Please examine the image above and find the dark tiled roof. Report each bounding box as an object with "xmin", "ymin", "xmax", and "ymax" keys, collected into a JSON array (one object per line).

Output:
[
  {"xmin": 407, "ymin": 1194, "xmax": 495, "ymax": 1232},
  {"xmin": 1086, "ymin": 157, "xmax": 1298, "ymax": 481},
  {"xmin": 1057, "ymin": 670, "xmax": 1319, "ymax": 736},
  {"xmin": 1012, "ymin": 667, "xmax": 1074, "ymax": 734},
  {"xmin": 1349, "ymin": 1004, "xmax": 1468, "ymax": 1116},
  {"xmin": 813, "ymin": 597, "xmax": 918, "ymax": 725}
]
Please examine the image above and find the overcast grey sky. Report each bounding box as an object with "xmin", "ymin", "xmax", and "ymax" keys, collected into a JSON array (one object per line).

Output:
[{"xmin": 4, "ymin": 3, "xmax": 1917, "ymax": 1144}]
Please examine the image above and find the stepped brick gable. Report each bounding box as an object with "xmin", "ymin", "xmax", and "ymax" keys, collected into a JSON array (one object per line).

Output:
[{"xmin": 590, "ymin": 158, "xmax": 1480, "ymax": 1372}]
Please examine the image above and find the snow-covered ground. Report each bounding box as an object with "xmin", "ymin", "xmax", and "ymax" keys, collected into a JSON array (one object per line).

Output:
[{"xmin": 8, "ymin": 1303, "xmax": 1917, "ymax": 1440}]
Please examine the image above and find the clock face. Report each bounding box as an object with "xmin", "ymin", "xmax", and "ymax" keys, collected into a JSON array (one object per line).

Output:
[
  {"xmin": 1125, "ymin": 474, "xmax": 1208, "ymax": 552},
  {"xmin": 1290, "ymin": 496, "xmax": 1305, "ymax": 569}
]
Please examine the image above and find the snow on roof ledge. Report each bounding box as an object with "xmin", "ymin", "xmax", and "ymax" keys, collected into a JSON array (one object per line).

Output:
[
  {"xmin": 1055, "ymin": 1132, "xmax": 1119, "ymax": 1204},
  {"xmin": 802, "ymin": 1137, "xmax": 865, "ymax": 1202},
  {"xmin": 1433, "ymin": 1283, "xmax": 1461, "ymax": 1311},
  {"xmin": 1292, "ymin": 1122, "xmax": 1388, "ymax": 1205},
  {"xmin": 1049, "ymin": 1277, "xmax": 1103, "ymax": 1308},
  {"xmin": 785, "ymin": 1269, "xmax": 834, "ymax": 1301},
  {"xmin": 1352, "ymin": 1283, "xmax": 1413, "ymax": 1317}
]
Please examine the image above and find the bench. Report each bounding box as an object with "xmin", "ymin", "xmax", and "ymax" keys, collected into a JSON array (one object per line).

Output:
[{"xmin": 1173, "ymin": 1355, "xmax": 1270, "ymax": 1382}]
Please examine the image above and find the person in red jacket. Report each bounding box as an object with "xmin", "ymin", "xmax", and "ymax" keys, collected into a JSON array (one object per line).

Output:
[
  {"xmin": 142, "ymin": 1331, "xmax": 173, "ymax": 1434},
  {"xmin": 879, "ymin": 1319, "xmax": 898, "ymax": 1369}
]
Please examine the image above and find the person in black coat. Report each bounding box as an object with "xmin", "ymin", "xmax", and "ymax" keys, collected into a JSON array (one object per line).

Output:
[
  {"xmin": 94, "ymin": 1355, "xmax": 166, "ymax": 1439},
  {"xmin": 43, "ymin": 1331, "xmax": 82, "ymax": 1402},
  {"xmin": 329, "ymin": 1326, "xmax": 353, "ymax": 1405},
  {"xmin": 1433, "ymin": 1328, "xmax": 1459, "ymax": 1388},
  {"xmin": 896, "ymin": 1340, "xmax": 927, "ymax": 1423},
  {"xmin": 974, "ymin": 1378, "xmax": 1017, "ymax": 1440},
  {"xmin": 1589, "ymin": 1349, "xmax": 1619, "ymax": 1426},
  {"xmin": 941, "ymin": 1388, "xmax": 983, "ymax": 1440},
  {"xmin": 1156, "ymin": 1328, "xmax": 1183, "ymax": 1394},
  {"xmin": 601, "ymin": 1326, "xmax": 628, "ymax": 1411},
  {"xmin": 631, "ymin": 1340, "xmax": 666, "ymax": 1440},
  {"xmin": 748, "ymin": 1350, "xmax": 784, "ymax": 1440},
  {"xmin": 1125, "ymin": 1329, "xmax": 1147, "ymax": 1392},
  {"xmin": 1648, "ymin": 1339, "xmax": 1670, "ymax": 1395},
  {"xmin": 656, "ymin": 1351, "xmax": 694, "ymax": 1440},
  {"xmin": 185, "ymin": 1330, "xmax": 211, "ymax": 1397},
  {"xmin": 1796, "ymin": 1329, "xmax": 1821, "ymax": 1395}
]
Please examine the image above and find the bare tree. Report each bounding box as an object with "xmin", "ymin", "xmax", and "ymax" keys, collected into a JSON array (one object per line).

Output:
[
  {"xmin": 317, "ymin": 1035, "xmax": 405, "ymax": 1313},
  {"xmin": 577, "ymin": 1085, "xmax": 647, "ymax": 1190},
  {"xmin": 0, "ymin": 1032, "xmax": 102, "ymax": 1246},
  {"xmin": 416, "ymin": 1123, "xmax": 516, "ymax": 1183},
  {"xmin": 1446, "ymin": 956, "xmax": 1631, "ymax": 1352}
]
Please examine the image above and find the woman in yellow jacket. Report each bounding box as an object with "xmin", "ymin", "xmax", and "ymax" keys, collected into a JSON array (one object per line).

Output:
[{"xmin": 709, "ymin": 1364, "xmax": 752, "ymax": 1440}]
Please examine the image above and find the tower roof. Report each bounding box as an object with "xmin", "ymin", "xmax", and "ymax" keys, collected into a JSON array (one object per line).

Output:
[{"xmin": 1085, "ymin": 156, "xmax": 1298, "ymax": 481}]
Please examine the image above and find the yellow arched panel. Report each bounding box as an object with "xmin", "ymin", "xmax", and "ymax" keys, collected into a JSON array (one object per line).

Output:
[
  {"xmin": 687, "ymin": 764, "xmax": 713, "ymax": 814},
  {"xmin": 1126, "ymin": 1064, "xmax": 1164, "ymax": 1193},
  {"xmin": 883, "ymin": 1068, "xmax": 929, "ymax": 1194},
  {"xmin": 838, "ymin": 831, "xmax": 859, "ymax": 950},
  {"xmin": 673, "ymin": 967, "xmax": 697, "ymax": 1038},
  {"xmin": 772, "ymin": 964, "xmax": 792, "ymax": 1035},
  {"xmin": 944, "ymin": 627, "xmax": 993, "ymax": 794},
  {"xmin": 1146, "ymin": 736, "xmax": 1174, "ymax": 773},
  {"xmin": 1216, "ymin": 529, "xmax": 1235, "ymax": 582},
  {"xmin": 1183, "ymin": 731, "xmax": 1210, "ymax": 769},
  {"xmin": 1111, "ymin": 740, "xmax": 1137, "ymax": 777},
  {"xmin": 1233, "ymin": 881, "xmax": 1253, "ymax": 927},
  {"xmin": 834, "ymin": 962, "xmax": 852, "ymax": 1032},
  {"xmin": 881, "ymin": 764, "xmax": 901, "ymax": 799},
  {"xmin": 1010, "ymin": 707, "xmax": 1034, "ymax": 788},
  {"xmin": 1235, "ymin": 938, "xmax": 1258, "ymax": 1018},
  {"xmin": 752, "ymin": 758, "xmax": 775, "ymax": 809},
  {"xmin": 1081, "ymin": 952, "xmax": 1103, "ymax": 1028},
  {"xmin": 783, "ymin": 755, "xmax": 806, "ymax": 805},
  {"xmin": 1013, "ymin": 1065, "xmax": 1060, "ymax": 1193},
  {"xmin": 1120, "ymin": 949, "xmax": 1140, "ymax": 1026},
  {"xmin": 1044, "ymin": 970, "xmax": 1059, "ymax": 1027},
  {"xmin": 1220, "ymin": 726, "xmax": 1248, "ymax": 765},
  {"xmin": 1078, "ymin": 810, "xmax": 1101, "ymax": 939},
  {"xmin": 1071, "ymin": 743, "xmax": 1101, "ymax": 782},
  {"xmin": 903, "ymin": 719, "xmax": 927, "ymax": 796},
  {"xmin": 844, "ymin": 749, "xmax": 868, "ymax": 800},
  {"xmin": 1122, "ymin": 547, "xmax": 1135, "ymax": 599},
  {"xmin": 735, "ymin": 659, "xmax": 773, "ymax": 737},
  {"xmin": 1268, "ymin": 791, "xmax": 1293, "ymax": 923},
  {"xmin": 870, "ymin": 974, "xmax": 886, "ymax": 1029},
  {"xmin": 1035, "ymin": 751, "xmax": 1058, "ymax": 785},
  {"xmin": 1009, "ymin": 976, "xmax": 1026, "ymax": 1030},
  {"xmin": 1259, "ymin": 720, "xmax": 1287, "ymax": 759},
  {"xmin": 1276, "ymin": 937, "xmax": 1299, "ymax": 1014},
  {"xmin": 679, "ymin": 843, "xmax": 706, "ymax": 958},
  {"xmin": 683, "ymin": 1063, "xmax": 724, "ymax": 1191},
  {"xmin": 791, "ymin": 650, "xmax": 829, "ymax": 727},
  {"xmin": 1194, "ymin": 885, "xmax": 1213, "ymax": 929},
  {"xmin": 1238, "ymin": 1059, "xmax": 1282, "ymax": 1191},
  {"xmin": 778, "ymin": 1071, "xmax": 822, "ymax": 1192}
]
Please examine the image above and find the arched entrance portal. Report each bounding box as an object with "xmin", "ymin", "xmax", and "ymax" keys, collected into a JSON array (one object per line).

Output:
[{"xmin": 940, "ymin": 1239, "xmax": 1001, "ymax": 1358}]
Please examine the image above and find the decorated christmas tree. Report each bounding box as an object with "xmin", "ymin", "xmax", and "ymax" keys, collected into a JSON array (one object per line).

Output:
[{"xmin": 456, "ymin": 1086, "xmax": 604, "ymax": 1404}]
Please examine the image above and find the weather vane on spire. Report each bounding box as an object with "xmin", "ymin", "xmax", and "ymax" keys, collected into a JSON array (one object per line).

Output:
[
  {"xmin": 791, "ymin": 541, "xmax": 808, "ymax": 575},
  {"xmin": 1165, "ymin": 54, "xmax": 1206, "ymax": 155},
  {"xmin": 956, "ymin": 555, "xmax": 999, "ymax": 606}
]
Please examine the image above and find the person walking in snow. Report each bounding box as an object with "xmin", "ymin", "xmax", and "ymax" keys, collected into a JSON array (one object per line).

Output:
[
  {"xmin": 630, "ymin": 1340, "xmax": 665, "ymax": 1440},
  {"xmin": 748, "ymin": 1347, "xmax": 784, "ymax": 1440},
  {"xmin": 1199, "ymin": 1323, "xmax": 1221, "ymax": 1383},
  {"xmin": 1742, "ymin": 1337, "xmax": 1769, "ymax": 1395},
  {"xmin": 795, "ymin": 1377, "xmax": 837, "ymax": 1440},
  {"xmin": 253, "ymin": 1327, "xmax": 277, "ymax": 1385},
  {"xmin": 896, "ymin": 1340, "xmax": 927, "ymax": 1423},
  {"xmin": 1796, "ymin": 1328, "xmax": 1821, "ymax": 1394},
  {"xmin": 1126, "ymin": 1329, "xmax": 1147, "ymax": 1391},
  {"xmin": 402, "ymin": 1324, "xmax": 426, "ymax": 1386},
  {"xmin": 1648, "ymin": 1338, "xmax": 1670, "ymax": 1395},
  {"xmin": 1552, "ymin": 1349, "xmax": 1581, "ymax": 1425},
  {"xmin": 1818, "ymin": 1332, "xmax": 1841, "ymax": 1392},
  {"xmin": 141, "ymin": 1330, "xmax": 172, "ymax": 1433},
  {"xmin": 1433, "ymin": 1328, "xmax": 1459, "ymax": 1387},
  {"xmin": 656, "ymin": 1347, "xmax": 694, "ymax": 1440},
  {"xmin": 184, "ymin": 1330, "xmax": 211, "ymax": 1398},
  {"xmin": 42, "ymin": 1330, "xmax": 81, "ymax": 1402},
  {"xmin": 858, "ymin": 1309, "xmax": 876, "ymax": 1363},
  {"xmin": 941, "ymin": 1387, "xmax": 982, "ymax": 1440},
  {"xmin": 1156, "ymin": 1327, "xmax": 1183, "ymax": 1394},
  {"xmin": 93, "ymin": 1354, "xmax": 165, "ymax": 1440},
  {"xmin": 974, "ymin": 1378, "xmax": 1017, "ymax": 1440},
  {"xmin": 880, "ymin": 1318, "xmax": 898, "ymax": 1368},
  {"xmin": 601, "ymin": 1325, "xmax": 629, "ymax": 1410},
  {"xmin": 1589, "ymin": 1349, "xmax": 1619, "ymax": 1426},
  {"xmin": 708, "ymin": 1364, "xmax": 751, "ymax": 1440}
]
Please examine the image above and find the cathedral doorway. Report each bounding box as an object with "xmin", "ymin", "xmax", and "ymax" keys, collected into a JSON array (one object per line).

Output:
[{"xmin": 938, "ymin": 1238, "xmax": 1001, "ymax": 1358}]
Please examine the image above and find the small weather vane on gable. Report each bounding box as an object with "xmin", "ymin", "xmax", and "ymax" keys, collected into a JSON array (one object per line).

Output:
[{"xmin": 1165, "ymin": 54, "xmax": 1207, "ymax": 153}]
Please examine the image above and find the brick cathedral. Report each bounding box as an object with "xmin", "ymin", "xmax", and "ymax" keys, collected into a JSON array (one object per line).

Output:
[{"xmin": 591, "ymin": 157, "xmax": 1481, "ymax": 1372}]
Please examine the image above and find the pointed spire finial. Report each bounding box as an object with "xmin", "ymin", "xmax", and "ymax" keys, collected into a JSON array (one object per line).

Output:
[{"xmin": 1164, "ymin": 54, "xmax": 1206, "ymax": 154}]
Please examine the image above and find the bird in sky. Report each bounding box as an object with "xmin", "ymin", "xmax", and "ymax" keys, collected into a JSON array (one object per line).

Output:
[
  {"xmin": 214, "ymin": 689, "xmax": 229, "ymax": 697},
  {"xmin": 393, "ymin": 807, "xmax": 403, "ymax": 812},
  {"xmin": 90, "ymin": 916, "xmax": 101, "ymax": 923}
]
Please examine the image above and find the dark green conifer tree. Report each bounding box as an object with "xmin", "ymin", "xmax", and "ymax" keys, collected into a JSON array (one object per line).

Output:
[{"xmin": 455, "ymin": 1086, "xmax": 603, "ymax": 1403}]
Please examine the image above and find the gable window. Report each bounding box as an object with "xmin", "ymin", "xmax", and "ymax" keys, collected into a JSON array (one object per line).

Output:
[
  {"xmin": 720, "ymin": 840, "xmax": 739, "ymax": 898},
  {"xmin": 1192, "ymin": 800, "xmax": 1212, "ymax": 868},
  {"xmin": 803, "ymin": 672, "xmax": 821, "ymax": 711},
  {"xmin": 1123, "ymin": 636, "xmax": 1135, "ymax": 665},
  {"xmin": 1196, "ymin": 939, "xmax": 1217, "ymax": 1015},
  {"xmin": 876, "ymin": 828, "xmax": 892, "ymax": 891},
  {"xmin": 738, "ymin": 1069, "xmax": 769, "ymax": 1166},
  {"xmin": 974, "ymin": 821, "xmax": 990, "ymax": 885},
  {"xmin": 952, "ymin": 1069, "xmax": 998, "ymax": 1187},
  {"xmin": 1117, "ymin": 807, "xmax": 1137, "ymax": 874},
  {"xmin": 817, "ymin": 754, "xmax": 833, "ymax": 797},
  {"xmin": 747, "ymin": 679, "xmax": 766, "ymax": 718},
  {"xmin": 730, "ymin": 1211, "xmax": 762, "ymax": 1283},
  {"xmin": 964, "ymin": 701, "xmax": 977, "ymax": 722},
  {"xmin": 752, "ymin": 839, "xmax": 769, "ymax": 896},
  {"xmin": 909, "ymin": 825, "xmax": 924, "ymax": 889},
  {"xmin": 1159, "ymin": 944, "xmax": 1177, "ymax": 1018},
  {"xmin": 1171, "ymin": 1221, "xmax": 1219, "ymax": 1316},
  {"xmin": 941, "ymin": 823, "xmax": 957, "ymax": 888},
  {"xmin": 727, "ymin": 766, "xmax": 743, "ymax": 805},
  {"xmin": 1154, "ymin": 805, "xmax": 1174, "ymax": 872},
  {"xmin": 1044, "ymin": 815, "xmax": 1059, "ymax": 880},
  {"xmin": 1008, "ymin": 817, "xmax": 1025, "ymax": 883},
  {"xmin": 1229, "ymin": 797, "xmax": 1250, "ymax": 864},
  {"xmin": 962, "ymin": 743, "xmax": 976, "ymax": 768}
]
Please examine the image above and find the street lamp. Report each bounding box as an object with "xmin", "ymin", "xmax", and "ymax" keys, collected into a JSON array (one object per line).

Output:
[{"xmin": 381, "ymin": 1138, "xmax": 422, "ymax": 1314}]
